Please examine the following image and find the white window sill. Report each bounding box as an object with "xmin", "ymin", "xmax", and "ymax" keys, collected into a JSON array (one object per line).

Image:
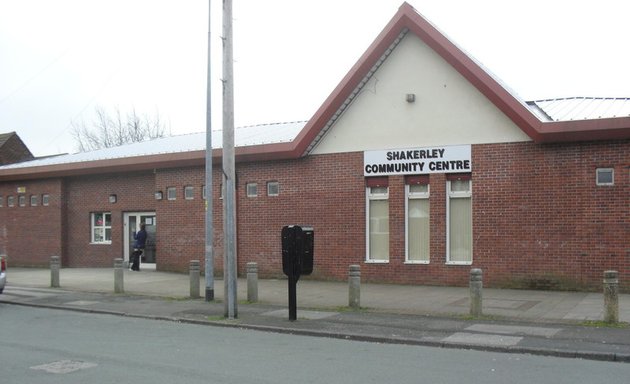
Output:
[
  {"xmin": 90, "ymin": 242, "xmax": 112, "ymax": 245},
  {"xmin": 365, "ymin": 259, "xmax": 389, "ymax": 264},
  {"xmin": 405, "ymin": 261, "xmax": 430, "ymax": 265},
  {"xmin": 445, "ymin": 261, "xmax": 472, "ymax": 266}
]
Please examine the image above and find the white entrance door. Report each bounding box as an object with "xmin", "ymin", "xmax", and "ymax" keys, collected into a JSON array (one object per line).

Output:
[{"xmin": 124, "ymin": 212, "xmax": 157, "ymax": 270}]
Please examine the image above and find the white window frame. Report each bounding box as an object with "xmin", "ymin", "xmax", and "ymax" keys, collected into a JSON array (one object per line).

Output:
[
  {"xmin": 267, "ymin": 181, "xmax": 279, "ymax": 197},
  {"xmin": 366, "ymin": 186, "xmax": 389, "ymax": 263},
  {"xmin": 30, "ymin": 195, "xmax": 38, "ymax": 206},
  {"xmin": 596, "ymin": 168, "xmax": 614, "ymax": 186},
  {"xmin": 246, "ymin": 183, "xmax": 258, "ymax": 198},
  {"xmin": 167, "ymin": 187, "xmax": 177, "ymax": 201},
  {"xmin": 405, "ymin": 183, "xmax": 430, "ymax": 264},
  {"xmin": 91, "ymin": 212, "xmax": 112, "ymax": 244},
  {"xmin": 18, "ymin": 195, "xmax": 26, "ymax": 207},
  {"xmin": 8, "ymin": 196, "xmax": 14, "ymax": 207},
  {"xmin": 0, "ymin": 195, "xmax": 3, "ymax": 207},
  {"xmin": 446, "ymin": 179, "xmax": 472, "ymax": 265},
  {"xmin": 184, "ymin": 185, "xmax": 194, "ymax": 200},
  {"xmin": 42, "ymin": 194, "xmax": 50, "ymax": 206}
]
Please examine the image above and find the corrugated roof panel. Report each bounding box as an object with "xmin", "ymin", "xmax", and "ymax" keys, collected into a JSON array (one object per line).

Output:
[
  {"xmin": 0, "ymin": 121, "xmax": 306, "ymax": 170},
  {"xmin": 530, "ymin": 97, "xmax": 630, "ymax": 121}
]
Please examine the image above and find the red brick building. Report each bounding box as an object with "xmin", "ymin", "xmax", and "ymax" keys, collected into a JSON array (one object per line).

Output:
[{"xmin": 1, "ymin": 3, "xmax": 629, "ymax": 291}]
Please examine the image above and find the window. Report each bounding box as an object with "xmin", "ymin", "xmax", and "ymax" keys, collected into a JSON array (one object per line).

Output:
[
  {"xmin": 447, "ymin": 177, "xmax": 472, "ymax": 264},
  {"xmin": 596, "ymin": 168, "xmax": 614, "ymax": 186},
  {"xmin": 406, "ymin": 177, "xmax": 430, "ymax": 263},
  {"xmin": 42, "ymin": 194, "xmax": 50, "ymax": 206},
  {"xmin": 8, "ymin": 196, "xmax": 14, "ymax": 207},
  {"xmin": 366, "ymin": 178, "xmax": 389, "ymax": 262},
  {"xmin": 91, "ymin": 212, "xmax": 112, "ymax": 244},
  {"xmin": 30, "ymin": 195, "xmax": 38, "ymax": 206},
  {"xmin": 246, "ymin": 183, "xmax": 258, "ymax": 197},
  {"xmin": 167, "ymin": 187, "xmax": 176, "ymax": 200},
  {"xmin": 267, "ymin": 181, "xmax": 279, "ymax": 196},
  {"xmin": 184, "ymin": 185, "xmax": 194, "ymax": 200},
  {"xmin": 202, "ymin": 185, "xmax": 206, "ymax": 200},
  {"xmin": 18, "ymin": 195, "xmax": 26, "ymax": 207},
  {"xmin": 0, "ymin": 195, "xmax": 3, "ymax": 207}
]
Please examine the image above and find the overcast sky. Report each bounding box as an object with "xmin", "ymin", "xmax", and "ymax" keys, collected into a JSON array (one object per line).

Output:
[{"xmin": 1, "ymin": 0, "xmax": 629, "ymax": 156}]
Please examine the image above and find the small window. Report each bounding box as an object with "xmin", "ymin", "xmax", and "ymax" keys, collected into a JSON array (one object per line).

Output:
[
  {"xmin": 167, "ymin": 187, "xmax": 177, "ymax": 200},
  {"xmin": 0, "ymin": 195, "xmax": 3, "ymax": 207},
  {"xmin": 246, "ymin": 183, "xmax": 258, "ymax": 197},
  {"xmin": 184, "ymin": 186, "xmax": 194, "ymax": 200},
  {"xmin": 18, "ymin": 195, "xmax": 26, "ymax": 207},
  {"xmin": 366, "ymin": 184, "xmax": 389, "ymax": 262},
  {"xmin": 30, "ymin": 195, "xmax": 38, "ymax": 206},
  {"xmin": 406, "ymin": 181, "xmax": 430, "ymax": 264},
  {"xmin": 8, "ymin": 196, "xmax": 14, "ymax": 207},
  {"xmin": 267, "ymin": 181, "xmax": 279, "ymax": 196},
  {"xmin": 91, "ymin": 212, "xmax": 112, "ymax": 244},
  {"xmin": 447, "ymin": 179, "xmax": 472, "ymax": 264},
  {"xmin": 202, "ymin": 185, "xmax": 206, "ymax": 200},
  {"xmin": 596, "ymin": 168, "xmax": 614, "ymax": 186},
  {"xmin": 42, "ymin": 194, "xmax": 50, "ymax": 206}
]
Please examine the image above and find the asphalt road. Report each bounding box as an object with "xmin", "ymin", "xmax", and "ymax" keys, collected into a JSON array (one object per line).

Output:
[{"xmin": 2, "ymin": 304, "xmax": 630, "ymax": 383}]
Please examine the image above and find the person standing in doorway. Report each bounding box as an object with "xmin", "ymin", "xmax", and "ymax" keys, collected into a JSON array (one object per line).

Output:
[{"xmin": 131, "ymin": 223, "xmax": 147, "ymax": 271}]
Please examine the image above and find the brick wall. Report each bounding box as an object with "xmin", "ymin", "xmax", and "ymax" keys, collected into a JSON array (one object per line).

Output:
[
  {"xmin": 65, "ymin": 172, "xmax": 156, "ymax": 267},
  {"xmin": 1, "ymin": 139, "xmax": 628, "ymax": 291},
  {"xmin": 0, "ymin": 179, "xmax": 64, "ymax": 266}
]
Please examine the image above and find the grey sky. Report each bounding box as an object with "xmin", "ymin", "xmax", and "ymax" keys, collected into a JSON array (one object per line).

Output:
[{"xmin": 1, "ymin": 0, "xmax": 628, "ymax": 156}]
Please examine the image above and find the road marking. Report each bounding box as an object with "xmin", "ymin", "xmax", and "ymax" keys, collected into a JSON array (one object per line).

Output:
[
  {"xmin": 443, "ymin": 332, "xmax": 523, "ymax": 347},
  {"xmin": 465, "ymin": 324, "xmax": 561, "ymax": 337},
  {"xmin": 0, "ymin": 286, "xmax": 59, "ymax": 301},
  {"xmin": 31, "ymin": 360, "xmax": 98, "ymax": 374}
]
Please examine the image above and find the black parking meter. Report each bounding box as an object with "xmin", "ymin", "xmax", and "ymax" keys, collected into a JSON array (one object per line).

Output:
[{"xmin": 281, "ymin": 225, "xmax": 314, "ymax": 321}]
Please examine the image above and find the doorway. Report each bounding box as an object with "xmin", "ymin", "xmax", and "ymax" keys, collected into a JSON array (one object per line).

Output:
[{"xmin": 124, "ymin": 212, "xmax": 157, "ymax": 270}]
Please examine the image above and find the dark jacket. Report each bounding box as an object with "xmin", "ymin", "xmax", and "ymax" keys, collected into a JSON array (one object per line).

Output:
[{"xmin": 133, "ymin": 229, "xmax": 147, "ymax": 249}]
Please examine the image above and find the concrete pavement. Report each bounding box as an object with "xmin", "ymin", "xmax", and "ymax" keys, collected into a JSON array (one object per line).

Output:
[{"xmin": 2, "ymin": 268, "xmax": 630, "ymax": 362}]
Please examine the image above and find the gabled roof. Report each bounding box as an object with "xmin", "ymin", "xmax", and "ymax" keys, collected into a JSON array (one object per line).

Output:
[{"xmin": 289, "ymin": 2, "xmax": 630, "ymax": 152}]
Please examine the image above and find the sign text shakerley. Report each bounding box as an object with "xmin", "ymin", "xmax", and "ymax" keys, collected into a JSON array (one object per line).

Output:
[{"xmin": 363, "ymin": 145, "xmax": 471, "ymax": 176}]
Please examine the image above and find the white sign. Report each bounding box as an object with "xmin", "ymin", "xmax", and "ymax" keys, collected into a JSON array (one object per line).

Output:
[{"xmin": 364, "ymin": 145, "xmax": 471, "ymax": 176}]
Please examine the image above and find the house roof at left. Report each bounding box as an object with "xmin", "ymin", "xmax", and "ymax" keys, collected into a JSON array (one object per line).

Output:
[{"xmin": 0, "ymin": 131, "xmax": 34, "ymax": 166}]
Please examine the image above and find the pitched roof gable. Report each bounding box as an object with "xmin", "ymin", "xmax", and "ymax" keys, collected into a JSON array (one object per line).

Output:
[{"xmin": 288, "ymin": 2, "xmax": 630, "ymax": 154}]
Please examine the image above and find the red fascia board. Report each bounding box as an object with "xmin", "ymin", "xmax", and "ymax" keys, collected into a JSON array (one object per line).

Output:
[
  {"xmin": 0, "ymin": 151, "xmax": 205, "ymax": 181},
  {"xmin": 537, "ymin": 117, "xmax": 630, "ymax": 143},
  {"xmin": 0, "ymin": 143, "xmax": 299, "ymax": 181}
]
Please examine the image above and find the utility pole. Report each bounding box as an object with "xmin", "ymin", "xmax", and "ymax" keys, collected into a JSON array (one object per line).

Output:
[
  {"xmin": 222, "ymin": 0, "xmax": 237, "ymax": 319},
  {"xmin": 204, "ymin": 0, "xmax": 214, "ymax": 302}
]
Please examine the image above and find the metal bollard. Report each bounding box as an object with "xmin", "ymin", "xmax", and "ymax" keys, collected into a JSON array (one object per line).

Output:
[
  {"xmin": 349, "ymin": 265, "xmax": 361, "ymax": 309},
  {"xmin": 247, "ymin": 262, "xmax": 258, "ymax": 303},
  {"xmin": 469, "ymin": 268, "xmax": 483, "ymax": 317},
  {"xmin": 50, "ymin": 255, "xmax": 61, "ymax": 288},
  {"xmin": 603, "ymin": 270, "xmax": 619, "ymax": 323},
  {"xmin": 114, "ymin": 258, "xmax": 124, "ymax": 294},
  {"xmin": 189, "ymin": 260, "xmax": 200, "ymax": 299}
]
